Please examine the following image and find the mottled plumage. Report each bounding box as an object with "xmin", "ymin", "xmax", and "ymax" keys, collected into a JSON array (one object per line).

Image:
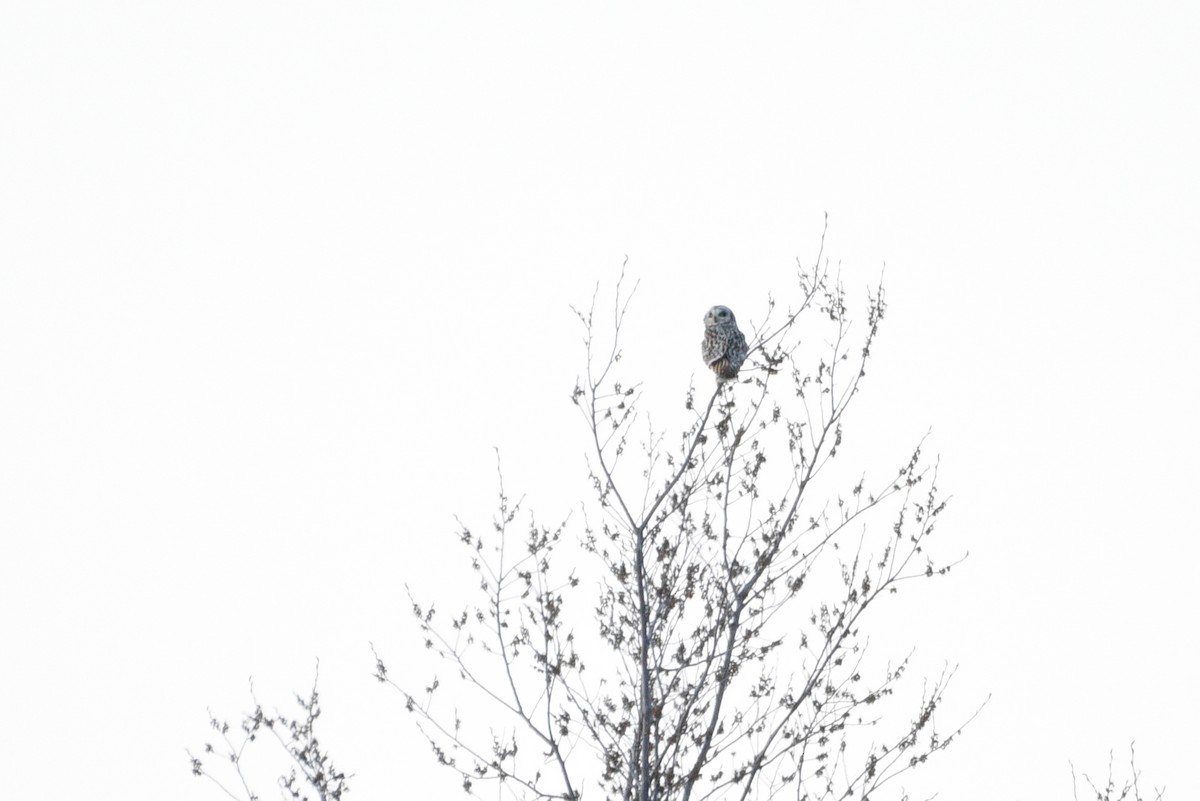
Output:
[{"xmin": 701, "ymin": 305, "xmax": 748, "ymax": 382}]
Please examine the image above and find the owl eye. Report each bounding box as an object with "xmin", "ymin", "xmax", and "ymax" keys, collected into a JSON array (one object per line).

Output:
[{"xmin": 719, "ymin": 310, "xmax": 727, "ymax": 317}]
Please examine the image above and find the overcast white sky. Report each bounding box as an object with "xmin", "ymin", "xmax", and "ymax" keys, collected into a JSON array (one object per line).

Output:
[{"xmin": 2, "ymin": 3, "xmax": 1198, "ymax": 799}]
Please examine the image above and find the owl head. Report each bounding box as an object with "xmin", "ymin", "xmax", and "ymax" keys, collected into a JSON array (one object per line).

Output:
[{"xmin": 704, "ymin": 305, "xmax": 738, "ymax": 328}]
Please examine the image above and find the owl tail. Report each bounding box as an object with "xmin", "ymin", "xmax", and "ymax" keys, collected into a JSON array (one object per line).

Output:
[{"xmin": 710, "ymin": 358, "xmax": 740, "ymax": 381}]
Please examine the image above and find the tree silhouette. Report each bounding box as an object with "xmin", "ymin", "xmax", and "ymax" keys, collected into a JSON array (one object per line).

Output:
[
  {"xmin": 374, "ymin": 239, "xmax": 974, "ymax": 801},
  {"xmin": 190, "ymin": 240, "xmax": 1174, "ymax": 801},
  {"xmin": 189, "ymin": 667, "xmax": 350, "ymax": 801},
  {"xmin": 1072, "ymin": 745, "xmax": 1165, "ymax": 801}
]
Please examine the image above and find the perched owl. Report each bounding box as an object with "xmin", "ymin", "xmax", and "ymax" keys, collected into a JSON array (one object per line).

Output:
[{"xmin": 701, "ymin": 305, "xmax": 749, "ymax": 382}]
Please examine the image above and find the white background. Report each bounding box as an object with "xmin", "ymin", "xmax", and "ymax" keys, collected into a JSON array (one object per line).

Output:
[{"xmin": 2, "ymin": 3, "xmax": 1197, "ymax": 799}]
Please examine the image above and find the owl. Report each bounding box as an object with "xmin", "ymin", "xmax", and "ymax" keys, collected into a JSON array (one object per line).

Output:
[{"xmin": 701, "ymin": 305, "xmax": 749, "ymax": 382}]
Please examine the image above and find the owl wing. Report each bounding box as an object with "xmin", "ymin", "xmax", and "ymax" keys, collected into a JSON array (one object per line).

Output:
[
  {"xmin": 701, "ymin": 328, "xmax": 725, "ymax": 366},
  {"xmin": 729, "ymin": 327, "xmax": 749, "ymax": 369}
]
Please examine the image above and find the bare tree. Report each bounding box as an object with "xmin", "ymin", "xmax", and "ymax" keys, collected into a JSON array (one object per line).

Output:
[
  {"xmin": 375, "ymin": 237, "xmax": 977, "ymax": 800},
  {"xmin": 188, "ymin": 666, "xmax": 350, "ymax": 801},
  {"xmin": 1072, "ymin": 745, "xmax": 1165, "ymax": 801}
]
